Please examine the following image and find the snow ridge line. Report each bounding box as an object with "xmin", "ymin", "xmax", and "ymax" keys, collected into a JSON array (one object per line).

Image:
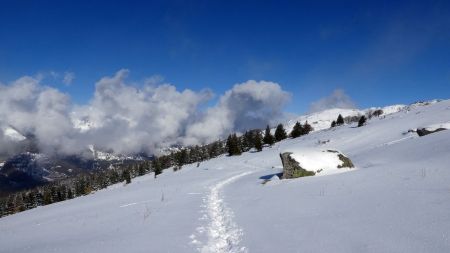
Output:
[{"xmin": 200, "ymin": 171, "xmax": 252, "ymax": 253}]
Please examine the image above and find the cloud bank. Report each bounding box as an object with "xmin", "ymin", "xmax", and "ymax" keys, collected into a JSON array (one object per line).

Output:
[
  {"xmin": 309, "ymin": 89, "xmax": 356, "ymax": 112},
  {"xmin": 0, "ymin": 70, "xmax": 291, "ymax": 155}
]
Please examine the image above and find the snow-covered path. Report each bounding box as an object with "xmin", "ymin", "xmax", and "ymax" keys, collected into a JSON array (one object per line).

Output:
[{"xmin": 199, "ymin": 171, "xmax": 252, "ymax": 253}]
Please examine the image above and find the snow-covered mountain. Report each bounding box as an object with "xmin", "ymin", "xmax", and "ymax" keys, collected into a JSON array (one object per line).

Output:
[
  {"xmin": 1, "ymin": 126, "xmax": 27, "ymax": 142},
  {"xmin": 284, "ymin": 104, "xmax": 407, "ymax": 133},
  {"xmin": 1, "ymin": 99, "xmax": 450, "ymax": 252}
]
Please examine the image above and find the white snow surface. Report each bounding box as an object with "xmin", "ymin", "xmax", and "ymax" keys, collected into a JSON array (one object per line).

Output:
[
  {"xmin": 285, "ymin": 104, "xmax": 407, "ymax": 134},
  {"xmin": 2, "ymin": 99, "xmax": 450, "ymax": 252},
  {"xmin": 285, "ymin": 108, "xmax": 363, "ymax": 132},
  {"xmin": 2, "ymin": 126, "xmax": 26, "ymax": 141},
  {"xmin": 423, "ymin": 122, "xmax": 450, "ymax": 131}
]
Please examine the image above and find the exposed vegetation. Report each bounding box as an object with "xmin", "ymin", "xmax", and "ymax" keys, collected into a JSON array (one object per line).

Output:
[{"xmin": 337, "ymin": 154, "xmax": 354, "ymax": 168}]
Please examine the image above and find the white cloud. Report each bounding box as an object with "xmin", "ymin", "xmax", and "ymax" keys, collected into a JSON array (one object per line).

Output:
[
  {"xmin": 0, "ymin": 71, "xmax": 291, "ymax": 155},
  {"xmin": 70, "ymin": 69, "xmax": 212, "ymax": 154},
  {"xmin": 63, "ymin": 72, "xmax": 75, "ymax": 85},
  {"xmin": 0, "ymin": 76, "xmax": 75, "ymax": 154},
  {"xmin": 309, "ymin": 89, "xmax": 356, "ymax": 112},
  {"xmin": 184, "ymin": 80, "xmax": 291, "ymax": 145}
]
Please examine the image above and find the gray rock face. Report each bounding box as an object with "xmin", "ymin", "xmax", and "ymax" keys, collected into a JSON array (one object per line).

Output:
[
  {"xmin": 416, "ymin": 128, "xmax": 447, "ymax": 137},
  {"xmin": 279, "ymin": 152, "xmax": 315, "ymax": 179}
]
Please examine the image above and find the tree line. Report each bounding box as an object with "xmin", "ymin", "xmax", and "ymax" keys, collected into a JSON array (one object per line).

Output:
[
  {"xmin": 225, "ymin": 121, "xmax": 313, "ymax": 156},
  {"xmin": 0, "ymin": 120, "xmax": 318, "ymax": 217}
]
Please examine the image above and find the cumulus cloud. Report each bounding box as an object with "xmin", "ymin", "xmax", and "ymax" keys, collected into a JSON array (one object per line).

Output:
[
  {"xmin": 0, "ymin": 70, "xmax": 291, "ymax": 155},
  {"xmin": 0, "ymin": 76, "xmax": 76, "ymax": 154},
  {"xmin": 184, "ymin": 80, "xmax": 291, "ymax": 145},
  {"xmin": 309, "ymin": 89, "xmax": 356, "ymax": 113},
  {"xmin": 71, "ymin": 69, "xmax": 212, "ymax": 154}
]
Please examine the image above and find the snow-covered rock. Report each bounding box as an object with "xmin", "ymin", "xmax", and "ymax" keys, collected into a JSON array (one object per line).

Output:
[{"xmin": 280, "ymin": 148, "xmax": 354, "ymax": 178}]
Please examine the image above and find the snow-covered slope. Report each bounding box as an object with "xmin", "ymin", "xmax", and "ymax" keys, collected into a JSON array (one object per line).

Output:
[
  {"xmin": 1, "ymin": 100, "xmax": 450, "ymax": 253},
  {"xmin": 285, "ymin": 108, "xmax": 363, "ymax": 132},
  {"xmin": 284, "ymin": 103, "xmax": 407, "ymax": 133},
  {"xmin": 1, "ymin": 125, "xmax": 27, "ymax": 142}
]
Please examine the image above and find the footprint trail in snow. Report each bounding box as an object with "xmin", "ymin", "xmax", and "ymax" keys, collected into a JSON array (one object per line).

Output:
[{"xmin": 194, "ymin": 171, "xmax": 252, "ymax": 253}]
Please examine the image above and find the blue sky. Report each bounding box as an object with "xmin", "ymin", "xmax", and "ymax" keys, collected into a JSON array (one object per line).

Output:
[{"xmin": 1, "ymin": 0, "xmax": 449, "ymax": 113}]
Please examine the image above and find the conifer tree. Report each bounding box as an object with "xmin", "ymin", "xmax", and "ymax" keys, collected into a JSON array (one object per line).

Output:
[
  {"xmin": 274, "ymin": 124, "xmax": 287, "ymax": 142},
  {"xmin": 358, "ymin": 115, "xmax": 367, "ymax": 127},
  {"xmin": 331, "ymin": 120, "xmax": 336, "ymax": 128},
  {"xmin": 226, "ymin": 134, "xmax": 241, "ymax": 156},
  {"xmin": 336, "ymin": 114, "xmax": 344, "ymax": 125},
  {"xmin": 122, "ymin": 169, "xmax": 131, "ymax": 184},
  {"xmin": 67, "ymin": 188, "xmax": 74, "ymax": 199},
  {"xmin": 253, "ymin": 131, "xmax": 263, "ymax": 152},
  {"xmin": 152, "ymin": 158, "xmax": 162, "ymax": 178},
  {"xmin": 303, "ymin": 121, "xmax": 313, "ymax": 135},
  {"xmin": 263, "ymin": 125, "xmax": 274, "ymax": 146},
  {"xmin": 290, "ymin": 121, "xmax": 303, "ymax": 138}
]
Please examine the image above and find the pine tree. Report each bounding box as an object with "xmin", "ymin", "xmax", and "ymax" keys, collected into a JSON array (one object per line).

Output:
[
  {"xmin": 43, "ymin": 188, "xmax": 52, "ymax": 205},
  {"xmin": 274, "ymin": 124, "xmax": 287, "ymax": 142},
  {"xmin": 122, "ymin": 169, "xmax": 131, "ymax": 184},
  {"xmin": 263, "ymin": 125, "xmax": 274, "ymax": 146},
  {"xmin": 331, "ymin": 120, "xmax": 336, "ymax": 128},
  {"xmin": 67, "ymin": 188, "xmax": 74, "ymax": 199},
  {"xmin": 226, "ymin": 134, "xmax": 241, "ymax": 156},
  {"xmin": 152, "ymin": 158, "xmax": 162, "ymax": 178},
  {"xmin": 358, "ymin": 115, "xmax": 366, "ymax": 127},
  {"xmin": 336, "ymin": 114, "xmax": 344, "ymax": 125},
  {"xmin": 303, "ymin": 121, "xmax": 313, "ymax": 134},
  {"xmin": 241, "ymin": 131, "xmax": 251, "ymax": 152},
  {"xmin": 253, "ymin": 131, "xmax": 263, "ymax": 152},
  {"xmin": 174, "ymin": 149, "xmax": 189, "ymax": 170},
  {"xmin": 290, "ymin": 121, "xmax": 303, "ymax": 138}
]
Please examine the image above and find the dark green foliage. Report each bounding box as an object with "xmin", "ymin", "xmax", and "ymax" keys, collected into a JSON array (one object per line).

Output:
[
  {"xmin": 373, "ymin": 109, "xmax": 383, "ymax": 117},
  {"xmin": 290, "ymin": 121, "xmax": 303, "ymax": 138},
  {"xmin": 274, "ymin": 124, "xmax": 287, "ymax": 142},
  {"xmin": 331, "ymin": 120, "xmax": 336, "ymax": 128},
  {"xmin": 358, "ymin": 115, "xmax": 366, "ymax": 127},
  {"xmin": 336, "ymin": 114, "xmax": 344, "ymax": 125},
  {"xmin": 337, "ymin": 154, "xmax": 355, "ymax": 168},
  {"xmin": 241, "ymin": 131, "xmax": 252, "ymax": 152},
  {"xmin": 344, "ymin": 115, "xmax": 360, "ymax": 124},
  {"xmin": 302, "ymin": 121, "xmax": 313, "ymax": 134},
  {"xmin": 253, "ymin": 131, "xmax": 263, "ymax": 152},
  {"xmin": 226, "ymin": 134, "xmax": 242, "ymax": 156},
  {"xmin": 152, "ymin": 158, "xmax": 162, "ymax": 178},
  {"xmin": 263, "ymin": 125, "xmax": 274, "ymax": 146},
  {"xmin": 67, "ymin": 188, "xmax": 74, "ymax": 199},
  {"xmin": 174, "ymin": 149, "xmax": 189, "ymax": 170},
  {"xmin": 291, "ymin": 169, "xmax": 316, "ymax": 178},
  {"xmin": 122, "ymin": 169, "xmax": 131, "ymax": 184},
  {"xmin": 138, "ymin": 163, "xmax": 146, "ymax": 176}
]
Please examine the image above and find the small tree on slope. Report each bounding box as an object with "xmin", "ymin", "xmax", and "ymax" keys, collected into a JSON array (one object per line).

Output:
[
  {"xmin": 263, "ymin": 125, "xmax": 275, "ymax": 146},
  {"xmin": 290, "ymin": 121, "xmax": 303, "ymax": 138},
  {"xmin": 358, "ymin": 115, "xmax": 367, "ymax": 127},
  {"xmin": 336, "ymin": 114, "xmax": 344, "ymax": 125},
  {"xmin": 275, "ymin": 124, "xmax": 287, "ymax": 142},
  {"xmin": 253, "ymin": 131, "xmax": 263, "ymax": 152}
]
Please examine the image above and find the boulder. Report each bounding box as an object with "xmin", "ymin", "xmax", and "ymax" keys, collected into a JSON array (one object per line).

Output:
[
  {"xmin": 280, "ymin": 149, "xmax": 354, "ymax": 179},
  {"xmin": 416, "ymin": 128, "xmax": 447, "ymax": 137},
  {"xmin": 279, "ymin": 152, "xmax": 315, "ymax": 179}
]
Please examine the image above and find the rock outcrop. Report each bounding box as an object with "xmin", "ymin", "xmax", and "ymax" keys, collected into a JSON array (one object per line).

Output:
[
  {"xmin": 279, "ymin": 152, "xmax": 315, "ymax": 179},
  {"xmin": 416, "ymin": 128, "xmax": 447, "ymax": 137}
]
